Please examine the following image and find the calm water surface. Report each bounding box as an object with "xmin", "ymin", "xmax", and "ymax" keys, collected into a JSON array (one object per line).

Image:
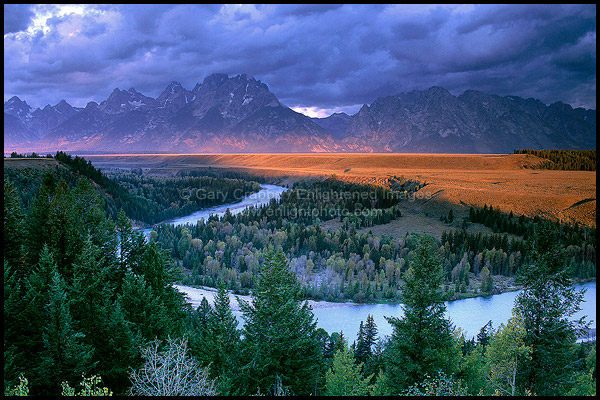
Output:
[
  {"xmin": 308, "ymin": 281, "xmax": 596, "ymax": 341},
  {"xmin": 176, "ymin": 281, "xmax": 595, "ymax": 343}
]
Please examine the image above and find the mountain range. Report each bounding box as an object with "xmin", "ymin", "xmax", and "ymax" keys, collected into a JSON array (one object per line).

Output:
[{"xmin": 4, "ymin": 73, "xmax": 596, "ymax": 154}]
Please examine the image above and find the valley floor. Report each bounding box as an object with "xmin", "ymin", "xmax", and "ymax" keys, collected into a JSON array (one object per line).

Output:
[{"xmin": 84, "ymin": 153, "xmax": 597, "ymax": 227}]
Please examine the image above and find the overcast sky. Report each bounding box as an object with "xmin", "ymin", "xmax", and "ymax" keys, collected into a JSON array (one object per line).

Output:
[{"xmin": 4, "ymin": 4, "xmax": 596, "ymax": 117}]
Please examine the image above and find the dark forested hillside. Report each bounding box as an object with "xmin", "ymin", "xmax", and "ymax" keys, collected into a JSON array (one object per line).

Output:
[
  {"xmin": 513, "ymin": 149, "xmax": 596, "ymax": 171},
  {"xmin": 4, "ymin": 175, "xmax": 191, "ymax": 395},
  {"xmin": 4, "ymin": 152, "xmax": 261, "ymax": 226}
]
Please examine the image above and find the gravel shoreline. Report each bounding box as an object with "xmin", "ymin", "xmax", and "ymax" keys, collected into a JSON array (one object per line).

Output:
[{"xmin": 173, "ymin": 284, "xmax": 354, "ymax": 312}]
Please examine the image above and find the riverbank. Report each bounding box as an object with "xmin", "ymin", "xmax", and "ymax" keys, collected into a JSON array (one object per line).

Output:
[
  {"xmin": 445, "ymin": 276, "xmax": 597, "ymax": 301},
  {"xmin": 298, "ymin": 273, "xmax": 520, "ymax": 305},
  {"xmin": 132, "ymin": 184, "xmax": 268, "ymax": 231},
  {"xmin": 173, "ymin": 284, "xmax": 349, "ymax": 312},
  {"xmin": 177, "ymin": 277, "xmax": 596, "ymax": 308}
]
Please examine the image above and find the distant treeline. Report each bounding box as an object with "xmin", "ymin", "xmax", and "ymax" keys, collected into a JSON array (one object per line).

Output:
[
  {"xmin": 106, "ymin": 172, "xmax": 260, "ymax": 225},
  {"xmin": 176, "ymin": 168, "xmax": 269, "ymax": 183},
  {"xmin": 467, "ymin": 203, "xmax": 595, "ymax": 246},
  {"xmin": 514, "ymin": 149, "xmax": 596, "ymax": 171},
  {"xmin": 8, "ymin": 151, "xmax": 53, "ymax": 158}
]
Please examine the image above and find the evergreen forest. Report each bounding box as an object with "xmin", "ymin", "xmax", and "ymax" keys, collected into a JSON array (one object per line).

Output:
[{"xmin": 3, "ymin": 154, "xmax": 596, "ymax": 396}]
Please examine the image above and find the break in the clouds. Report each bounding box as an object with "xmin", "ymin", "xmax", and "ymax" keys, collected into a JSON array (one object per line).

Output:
[{"xmin": 3, "ymin": 4, "xmax": 596, "ymax": 116}]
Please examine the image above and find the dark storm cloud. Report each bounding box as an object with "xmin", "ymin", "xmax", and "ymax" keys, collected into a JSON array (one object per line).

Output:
[
  {"xmin": 4, "ymin": 4, "xmax": 35, "ymax": 34},
  {"xmin": 3, "ymin": 4, "xmax": 596, "ymax": 114}
]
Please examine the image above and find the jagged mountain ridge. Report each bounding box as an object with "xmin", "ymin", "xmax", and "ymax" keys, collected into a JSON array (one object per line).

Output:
[
  {"xmin": 341, "ymin": 86, "xmax": 596, "ymax": 153},
  {"xmin": 5, "ymin": 73, "xmax": 335, "ymax": 153},
  {"xmin": 4, "ymin": 75, "xmax": 596, "ymax": 153},
  {"xmin": 4, "ymin": 96, "xmax": 82, "ymax": 145}
]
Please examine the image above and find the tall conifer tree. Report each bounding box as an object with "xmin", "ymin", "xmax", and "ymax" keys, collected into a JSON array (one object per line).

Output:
[
  {"xmin": 514, "ymin": 222, "xmax": 589, "ymax": 395},
  {"xmin": 238, "ymin": 248, "xmax": 322, "ymax": 395},
  {"xmin": 385, "ymin": 235, "xmax": 460, "ymax": 393},
  {"xmin": 37, "ymin": 271, "xmax": 95, "ymax": 395},
  {"xmin": 3, "ymin": 177, "xmax": 25, "ymax": 271},
  {"xmin": 200, "ymin": 284, "xmax": 240, "ymax": 394},
  {"xmin": 25, "ymin": 172, "xmax": 56, "ymax": 266}
]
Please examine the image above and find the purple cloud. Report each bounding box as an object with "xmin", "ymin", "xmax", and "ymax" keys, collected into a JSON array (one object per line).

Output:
[{"xmin": 3, "ymin": 4, "xmax": 596, "ymax": 112}]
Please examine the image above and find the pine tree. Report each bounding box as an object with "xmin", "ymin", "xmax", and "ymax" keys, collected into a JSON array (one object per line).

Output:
[
  {"xmin": 70, "ymin": 235, "xmax": 113, "ymax": 342},
  {"xmin": 238, "ymin": 248, "xmax": 322, "ymax": 395},
  {"xmin": 37, "ymin": 271, "xmax": 95, "ymax": 394},
  {"xmin": 364, "ymin": 315, "xmax": 378, "ymax": 349},
  {"xmin": 115, "ymin": 209, "xmax": 145, "ymax": 285},
  {"xmin": 355, "ymin": 315, "xmax": 378, "ymax": 366},
  {"xmin": 514, "ymin": 223, "xmax": 589, "ymax": 395},
  {"xmin": 4, "ymin": 259, "xmax": 26, "ymax": 388},
  {"xmin": 197, "ymin": 297, "xmax": 213, "ymax": 330},
  {"xmin": 3, "ymin": 177, "xmax": 25, "ymax": 271},
  {"xmin": 201, "ymin": 284, "xmax": 240, "ymax": 395},
  {"xmin": 68, "ymin": 235, "xmax": 139, "ymax": 394},
  {"xmin": 69, "ymin": 178, "xmax": 106, "ymax": 230},
  {"xmin": 325, "ymin": 331, "xmax": 347, "ymax": 361},
  {"xmin": 362, "ymin": 314, "xmax": 380, "ymax": 379},
  {"xmin": 7, "ymin": 246, "xmax": 60, "ymax": 391},
  {"xmin": 99, "ymin": 302, "xmax": 143, "ymax": 395},
  {"xmin": 314, "ymin": 327, "xmax": 331, "ymax": 359},
  {"xmin": 476, "ymin": 320, "xmax": 493, "ymax": 353},
  {"xmin": 118, "ymin": 270, "xmax": 170, "ymax": 340},
  {"xmin": 354, "ymin": 321, "xmax": 367, "ymax": 363},
  {"xmin": 25, "ymin": 172, "xmax": 56, "ymax": 266},
  {"xmin": 47, "ymin": 179, "xmax": 79, "ymax": 275},
  {"xmin": 385, "ymin": 235, "xmax": 460, "ymax": 393},
  {"xmin": 68, "ymin": 178, "xmax": 115, "ymax": 260},
  {"xmin": 137, "ymin": 241, "xmax": 188, "ymax": 331},
  {"xmin": 187, "ymin": 296, "xmax": 214, "ymax": 364}
]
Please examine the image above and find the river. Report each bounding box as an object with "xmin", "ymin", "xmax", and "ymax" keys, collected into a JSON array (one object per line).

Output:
[
  {"xmin": 175, "ymin": 281, "xmax": 596, "ymax": 343},
  {"xmin": 308, "ymin": 281, "xmax": 596, "ymax": 341},
  {"xmin": 142, "ymin": 183, "xmax": 288, "ymax": 239}
]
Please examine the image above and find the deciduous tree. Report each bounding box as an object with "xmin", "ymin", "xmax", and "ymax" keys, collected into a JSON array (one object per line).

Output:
[
  {"xmin": 486, "ymin": 314, "xmax": 531, "ymax": 396},
  {"xmin": 325, "ymin": 346, "xmax": 372, "ymax": 396},
  {"xmin": 129, "ymin": 337, "xmax": 215, "ymax": 396}
]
